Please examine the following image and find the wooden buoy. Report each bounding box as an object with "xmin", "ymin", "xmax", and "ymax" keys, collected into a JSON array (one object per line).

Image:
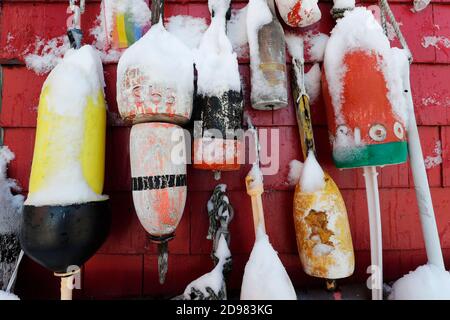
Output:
[
  {"xmin": 20, "ymin": 45, "xmax": 110, "ymax": 300},
  {"xmin": 130, "ymin": 122, "xmax": 187, "ymax": 283},
  {"xmin": 116, "ymin": 4, "xmax": 194, "ymax": 125}
]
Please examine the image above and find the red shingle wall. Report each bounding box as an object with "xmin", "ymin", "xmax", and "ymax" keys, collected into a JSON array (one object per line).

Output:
[{"xmin": 1, "ymin": 0, "xmax": 450, "ymax": 299}]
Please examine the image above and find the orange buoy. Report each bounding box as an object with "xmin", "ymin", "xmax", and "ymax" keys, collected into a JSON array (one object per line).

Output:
[{"xmin": 322, "ymin": 9, "xmax": 408, "ymax": 169}]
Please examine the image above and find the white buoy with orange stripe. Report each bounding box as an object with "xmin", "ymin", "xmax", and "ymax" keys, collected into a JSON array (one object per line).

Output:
[{"xmin": 117, "ymin": 0, "xmax": 192, "ymax": 284}]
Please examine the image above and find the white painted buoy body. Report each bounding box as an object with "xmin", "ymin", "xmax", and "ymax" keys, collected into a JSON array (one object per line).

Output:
[{"xmin": 130, "ymin": 122, "xmax": 187, "ymax": 238}]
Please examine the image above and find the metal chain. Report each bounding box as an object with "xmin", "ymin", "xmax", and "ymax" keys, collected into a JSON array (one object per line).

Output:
[
  {"xmin": 207, "ymin": 185, "xmax": 234, "ymax": 262},
  {"xmin": 379, "ymin": 0, "xmax": 413, "ymax": 63}
]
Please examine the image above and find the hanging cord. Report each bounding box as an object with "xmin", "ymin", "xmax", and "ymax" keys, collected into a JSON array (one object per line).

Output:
[
  {"xmin": 67, "ymin": 0, "xmax": 85, "ymax": 49},
  {"xmin": 207, "ymin": 185, "xmax": 234, "ymax": 268},
  {"xmin": 331, "ymin": 7, "xmax": 352, "ymax": 20},
  {"xmin": 379, "ymin": 0, "xmax": 413, "ymax": 63}
]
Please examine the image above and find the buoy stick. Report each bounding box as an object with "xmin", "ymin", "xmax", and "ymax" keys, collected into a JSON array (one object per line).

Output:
[
  {"xmin": 60, "ymin": 276, "xmax": 74, "ymax": 300},
  {"xmin": 158, "ymin": 241, "xmax": 169, "ymax": 284},
  {"xmin": 402, "ymin": 63, "xmax": 445, "ymax": 270},
  {"xmin": 245, "ymin": 177, "xmax": 266, "ymax": 235},
  {"xmin": 363, "ymin": 166, "xmax": 383, "ymax": 300},
  {"xmin": 6, "ymin": 250, "xmax": 24, "ymax": 292}
]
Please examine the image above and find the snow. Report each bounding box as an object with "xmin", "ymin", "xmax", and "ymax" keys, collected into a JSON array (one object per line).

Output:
[
  {"xmin": 215, "ymin": 233, "xmax": 231, "ymax": 261},
  {"xmin": 308, "ymin": 33, "xmax": 329, "ymax": 62},
  {"xmin": 117, "ymin": 20, "xmax": 194, "ymax": 116},
  {"xmin": 286, "ymin": 32, "xmax": 329, "ymax": 63},
  {"xmin": 287, "ymin": 159, "xmax": 304, "ymax": 186},
  {"xmin": 24, "ymin": 36, "xmax": 70, "ymax": 75},
  {"xmin": 183, "ymin": 234, "xmax": 231, "ymax": 299},
  {"xmin": 240, "ymin": 225, "xmax": 297, "ymax": 300},
  {"xmin": 285, "ymin": 34, "xmax": 304, "ymax": 62},
  {"xmin": 424, "ymin": 141, "xmax": 442, "ymax": 169},
  {"xmin": 248, "ymin": 163, "xmax": 264, "ymax": 189},
  {"xmin": 299, "ymin": 151, "xmax": 325, "ymax": 193},
  {"xmin": 166, "ymin": 16, "xmax": 208, "ymax": 50},
  {"xmin": 0, "ymin": 290, "xmax": 19, "ymax": 300},
  {"xmin": 333, "ymin": 0, "xmax": 355, "ymax": 9},
  {"xmin": 227, "ymin": 6, "xmax": 249, "ymax": 58},
  {"xmin": 0, "ymin": 147, "xmax": 23, "ymax": 235},
  {"xmin": 422, "ymin": 36, "xmax": 450, "ymax": 49},
  {"xmin": 195, "ymin": 0, "xmax": 241, "ymax": 97},
  {"xmin": 305, "ymin": 63, "xmax": 322, "ymax": 103},
  {"xmin": 389, "ymin": 264, "xmax": 450, "ymax": 300},
  {"xmin": 24, "ymin": 46, "xmax": 108, "ymax": 206},
  {"xmin": 324, "ymin": 7, "xmax": 408, "ymax": 125}
]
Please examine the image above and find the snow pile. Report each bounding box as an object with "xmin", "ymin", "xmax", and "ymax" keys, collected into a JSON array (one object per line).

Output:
[
  {"xmin": 305, "ymin": 64, "xmax": 322, "ymax": 103},
  {"xmin": 285, "ymin": 34, "xmax": 304, "ymax": 62},
  {"xmin": 195, "ymin": 0, "xmax": 241, "ymax": 97},
  {"xmin": 25, "ymin": 46, "xmax": 108, "ymax": 206},
  {"xmin": 324, "ymin": 7, "xmax": 408, "ymax": 124},
  {"xmin": 167, "ymin": 16, "xmax": 208, "ymax": 50},
  {"xmin": 307, "ymin": 33, "xmax": 329, "ymax": 62},
  {"xmin": 241, "ymin": 225, "xmax": 297, "ymax": 300},
  {"xmin": 0, "ymin": 147, "xmax": 24, "ymax": 236},
  {"xmin": 299, "ymin": 151, "xmax": 325, "ymax": 193},
  {"xmin": 248, "ymin": 164, "xmax": 264, "ymax": 189},
  {"xmin": 286, "ymin": 32, "xmax": 329, "ymax": 62},
  {"xmin": 117, "ymin": 20, "xmax": 194, "ymax": 116},
  {"xmin": 422, "ymin": 36, "xmax": 450, "ymax": 49},
  {"xmin": 389, "ymin": 264, "xmax": 450, "ymax": 300},
  {"xmin": 24, "ymin": 36, "xmax": 70, "ymax": 75},
  {"xmin": 333, "ymin": 0, "xmax": 355, "ymax": 9},
  {"xmin": 227, "ymin": 6, "xmax": 249, "ymax": 58},
  {"xmin": 424, "ymin": 141, "xmax": 442, "ymax": 169},
  {"xmin": 287, "ymin": 159, "xmax": 303, "ymax": 186},
  {"xmin": 0, "ymin": 290, "xmax": 20, "ymax": 300},
  {"xmin": 183, "ymin": 234, "xmax": 231, "ymax": 299}
]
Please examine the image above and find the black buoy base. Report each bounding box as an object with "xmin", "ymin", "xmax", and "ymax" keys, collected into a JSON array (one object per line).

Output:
[{"xmin": 20, "ymin": 200, "xmax": 111, "ymax": 274}]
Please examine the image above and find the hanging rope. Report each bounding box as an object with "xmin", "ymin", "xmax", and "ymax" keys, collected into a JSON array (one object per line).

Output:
[
  {"xmin": 67, "ymin": 0, "xmax": 85, "ymax": 49},
  {"xmin": 207, "ymin": 184, "xmax": 234, "ymax": 266},
  {"xmin": 379, "ymin": 0, "xmax": 413, "ymax": 63}
]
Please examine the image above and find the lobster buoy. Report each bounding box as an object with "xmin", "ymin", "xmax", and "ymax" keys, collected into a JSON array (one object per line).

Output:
[
  {"xmin": 322, "ymin": 8, "xmax": 408, "ymax": 169},
  {"xmin": 117, "ymin": 16, "xmax": 194, "ymax": 125},
  {"xmin": 293, "ymin": 170, "xmax": 354, "ymax": 279},
  {"xmin": 275, "ymin": 0, "xmax": 321, "ymax": 27},
  {"xmin": 130, "ymin": 122, "xmax": 187, "ymax": 283},
  {"xmin": 20, "ymin": 45, "xmax": 110, "ymax": 275},
  {"xmin": 192, "ymin": 0, "xmax": 243, "ymax": 173},
  {"xmin": 247, "ymin": 0, "xmax": 288, "ymax": 110}
]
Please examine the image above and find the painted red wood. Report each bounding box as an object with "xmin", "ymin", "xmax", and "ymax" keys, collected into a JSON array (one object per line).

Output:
[{"xmin": 1, "ymin": 0, "xmax": 450, "ymax": 300}]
